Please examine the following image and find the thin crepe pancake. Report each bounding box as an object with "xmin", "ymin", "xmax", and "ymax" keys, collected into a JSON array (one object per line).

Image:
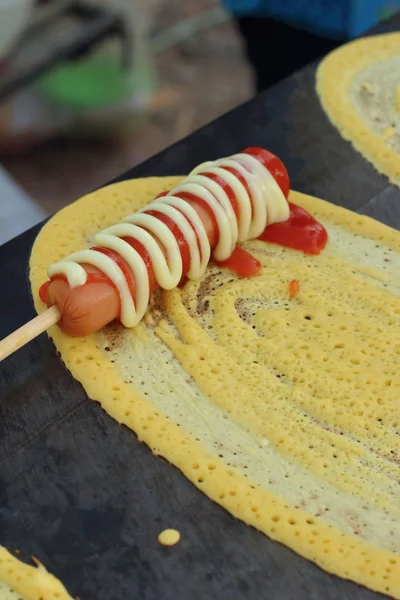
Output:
[
  {"xmin": 0, "ymin": 546, "xmax": 73, "ymax": 599},
  {"xmin": 317, "ymin": 32, "xmax": 400, "ymax": 186},
  {"xmin": 30, "ymin": 177, "xmax": 400, "ymax": 598}
]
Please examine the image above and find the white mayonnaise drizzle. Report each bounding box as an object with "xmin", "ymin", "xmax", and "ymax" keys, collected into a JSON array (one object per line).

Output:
[{"xmin": 47, "ymin": 153, "xmax": 289, "ymax": 327}]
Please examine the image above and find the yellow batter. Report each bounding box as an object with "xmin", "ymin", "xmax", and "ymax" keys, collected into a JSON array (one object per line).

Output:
[
  {"xmin": 30, "ymin": 177, "xmax": 400, "ymax": 598},
  {"xmin": 317, "ymin": 32, "xmax": 400, "ymax": 185},
  {"xmin": 158, "ymin": 529, "xmax": 181, "ymax": 547},
  {"xmin": 0, "ymin": 547, "xmax": 73, "ymax": 599}
]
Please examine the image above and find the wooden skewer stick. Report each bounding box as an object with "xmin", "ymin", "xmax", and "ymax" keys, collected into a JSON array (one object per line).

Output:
[{"xmin": 0, "ymin": 306, "xmax": 61, "ymax": 362}]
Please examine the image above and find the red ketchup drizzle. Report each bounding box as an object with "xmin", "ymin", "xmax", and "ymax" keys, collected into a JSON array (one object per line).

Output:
[
  {"xmin": 39, "ymin": 280, "xmax": 52, "ymax": 303},
  {"xmin": 200, "ymin": 172, "xmax": 239, "ymax": 217},
  {"xmin": 215, "ymin": 246, "xmax": 261, "ymax": 278},
  {"xmin": 180, "ymin": 169, "xmax": 257, "ymax": 278},
  {"xmin": 288, "ymin": 279, "xmax": 300, "ymax": 298},
  {"xmin": 144, "ymin": 210, "xmax": 192, "ymax": 275},
  {"xmin": 220, "ymin": 166, "xmax": 252, "ymax": 213},
  {"xmin": 153, "ymin": 191, "xmax": 210, "ymax": 287},
  {"xmin": 173, "ymin": 190, "xmax": 219, "ymax": 246},
  {"xmin": 145, "ymin": 209, "xmax": 195, "ymax": 287},
  {"xmin": 91, "ymin": 247, "xmax": 136, "ymax": 299},
  {"xmin": 258, "ymin": 202, "xmax": 328, "ymax": 255},
  {"xmin": 122, "ymin": 237, "xmax": 157, "ymax": 294},
  {"xmin": 243, "ymin": 147, "xmax": 290, "ymax": 198},
  {"xmin": 207, "ymin": 165, "xmax": 260, "ymax": 277}
]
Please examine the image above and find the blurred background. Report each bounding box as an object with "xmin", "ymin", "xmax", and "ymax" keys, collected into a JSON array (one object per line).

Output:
[
  {"xmin": 0, "ymin": 0, "xmax": 254, "ymax": 242},
  {"xmin": 0, "ymin": 0, "xmax": 399, "ymax": 243}
]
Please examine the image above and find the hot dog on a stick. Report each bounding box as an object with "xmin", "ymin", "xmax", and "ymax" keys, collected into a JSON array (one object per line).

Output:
[
  {"xmin": 38, "ymin": 147, "xmax": 290, "ymax": 337},
  {"xmin": 0, "ymin": 147, "xmax": 328, "ymax": 361}
]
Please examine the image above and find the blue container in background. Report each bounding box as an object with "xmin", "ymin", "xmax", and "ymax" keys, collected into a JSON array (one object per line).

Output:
[{"xmin": 222, "ymin": 0, "xmax": 400, "ymax": 39}]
